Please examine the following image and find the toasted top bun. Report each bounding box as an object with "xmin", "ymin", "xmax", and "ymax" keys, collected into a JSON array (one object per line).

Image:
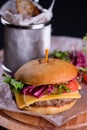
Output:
[{"xmin": 15, "ymin": 58, "xmax": 78, "ymax": 86}]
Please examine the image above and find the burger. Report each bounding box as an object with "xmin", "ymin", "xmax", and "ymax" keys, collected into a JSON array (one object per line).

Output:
[{"xmin": 3, "ymin": 58, "xmax": 81, "ymax": 115}]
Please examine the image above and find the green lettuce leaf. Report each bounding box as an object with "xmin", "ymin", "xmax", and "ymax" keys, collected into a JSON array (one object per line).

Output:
[
  {"xmin": 51, "ymin": 50, "xmax": 70, "ymax": 62},
  {"xmin": 2, "ymin": 73, "xmax": 24, "ymax": 93}
]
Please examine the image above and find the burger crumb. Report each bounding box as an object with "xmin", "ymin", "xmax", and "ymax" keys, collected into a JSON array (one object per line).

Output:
[{"xmin": 38, "ymin": 59, "xmax": 42, "ymax": 64}]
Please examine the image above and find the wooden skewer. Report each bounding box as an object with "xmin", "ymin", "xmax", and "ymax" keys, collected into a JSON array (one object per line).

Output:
[{"xmin": 45, "ymin": 49, "xmax": 49, "ymax": 63}]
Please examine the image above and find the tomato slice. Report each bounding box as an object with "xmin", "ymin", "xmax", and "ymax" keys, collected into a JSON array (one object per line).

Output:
[
  {"xmin": 83, "ymin": 73, "xmax": 87, "ymax": 83},
  {"xmin": 66, "ymin": 79, "xmax": 78, "ymax": 92}
]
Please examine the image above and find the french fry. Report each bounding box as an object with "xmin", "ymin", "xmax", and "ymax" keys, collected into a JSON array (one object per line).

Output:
[{"xmin": 16, "ymin": 0, "xmax": 41, "ymax": 16}]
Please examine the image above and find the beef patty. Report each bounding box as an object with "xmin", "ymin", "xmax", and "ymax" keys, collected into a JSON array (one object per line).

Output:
[{"xmin": 30, "ymin": 98, "xmax": 75, "ymax": 107}]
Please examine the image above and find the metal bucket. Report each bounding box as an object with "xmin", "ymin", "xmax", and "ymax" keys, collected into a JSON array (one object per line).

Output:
[{"xmin": 1, "ymin": 17, "xmax": 51, "ymax": 73}]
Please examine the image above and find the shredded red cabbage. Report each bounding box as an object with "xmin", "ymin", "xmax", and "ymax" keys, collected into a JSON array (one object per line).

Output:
[
  {"xmin": 22, "ymin": 85, "xmax": 54, "ymax": 98},
  {"xmin": 69, "ymin": 51, "xmax": 87, "ymax": 67}
]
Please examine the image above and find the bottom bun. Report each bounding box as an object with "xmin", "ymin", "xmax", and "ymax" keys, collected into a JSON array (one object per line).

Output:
[{"xmin": 24, "ymin": 100, "xmax": 77, "ymax": 115}]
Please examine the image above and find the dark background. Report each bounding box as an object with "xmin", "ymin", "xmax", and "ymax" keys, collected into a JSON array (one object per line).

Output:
[{"xmin": 0, "ymin": 0, "xmax": 87, "ymax": 49}]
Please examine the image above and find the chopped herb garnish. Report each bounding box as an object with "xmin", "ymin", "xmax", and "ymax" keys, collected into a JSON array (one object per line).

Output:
[
  {"xmin": 58, "ymin": 84, "xmax": 71, "ymax": 94},
  {"xmin": 78, "ymin": 67, "xmax": 87, "ymax": 72}
]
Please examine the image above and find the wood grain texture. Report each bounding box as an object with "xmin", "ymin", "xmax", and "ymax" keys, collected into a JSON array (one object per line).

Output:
[{"xmin": 0, "ymin": 110, "xmax": 87, "ymax": 130}]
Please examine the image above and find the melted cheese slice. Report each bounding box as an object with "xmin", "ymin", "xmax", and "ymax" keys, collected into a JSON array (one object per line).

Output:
[{"xmin": 15, "ymin": 91, "xmax": 81, "ymax": 109}]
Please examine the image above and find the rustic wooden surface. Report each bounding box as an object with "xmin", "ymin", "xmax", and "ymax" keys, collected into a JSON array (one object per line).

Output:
[
  {"xmin": 0, "ymin": 36, "xmax": 87, "ymax": 130},
  {"xmin": 0, "ymin": 110, "xmax": 87, "ymax": 130}
]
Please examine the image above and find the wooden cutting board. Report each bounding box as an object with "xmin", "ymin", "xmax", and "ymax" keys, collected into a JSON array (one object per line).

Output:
[{"xmin": 0, "ymin": 110, "xmax": 87, "ymax": 130}]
